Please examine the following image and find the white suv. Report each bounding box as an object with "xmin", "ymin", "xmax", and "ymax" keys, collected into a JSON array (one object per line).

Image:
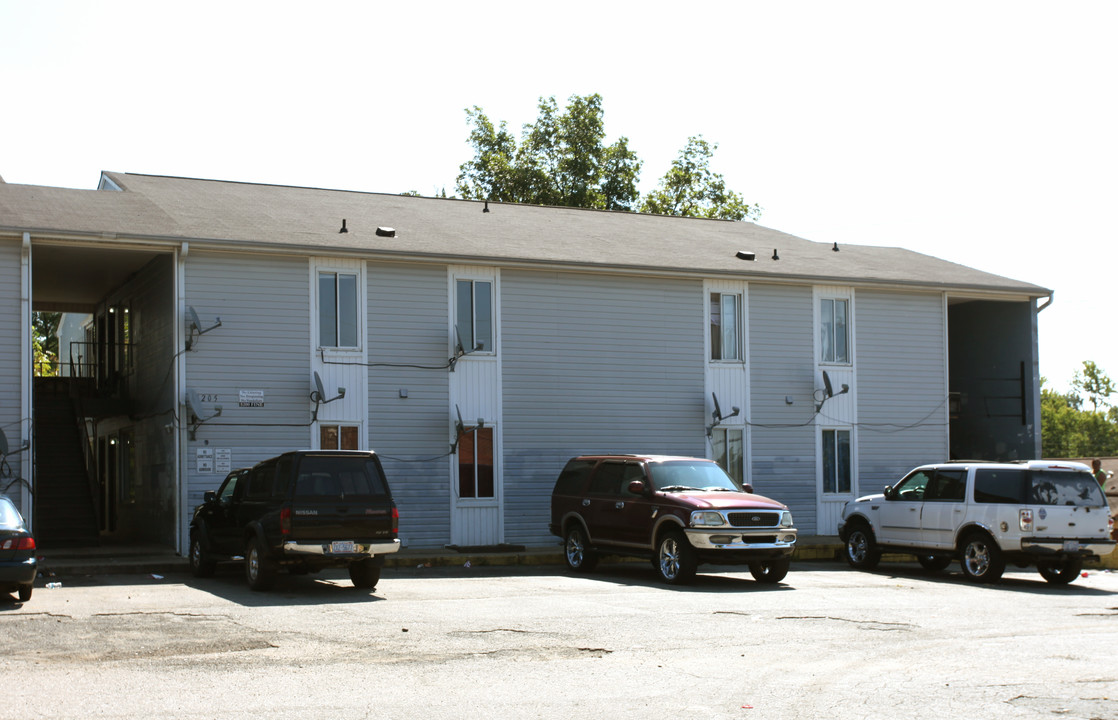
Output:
[{"xmin": 838, "ymin": 460, "xmax": 1115, "ymax": 584}]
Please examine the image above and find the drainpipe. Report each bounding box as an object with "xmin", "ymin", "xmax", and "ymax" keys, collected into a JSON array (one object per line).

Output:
[
  {"xmin": 19, "ymin": 233, "xmax": 32, "ymax": 522},
  {"xmin": 175, "ymin": 241, "xmax": 188, "ymax": 555}
]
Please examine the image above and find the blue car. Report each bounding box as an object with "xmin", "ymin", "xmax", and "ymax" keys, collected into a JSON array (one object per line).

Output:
[{"xmin": 0, "ymin": 495, "xmax": 37, "ymax": 602}]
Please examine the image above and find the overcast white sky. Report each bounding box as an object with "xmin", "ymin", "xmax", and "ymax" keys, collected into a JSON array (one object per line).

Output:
[{"xmin": 2, "ymin": 1, "xmax": 1114, "ymax": 393}]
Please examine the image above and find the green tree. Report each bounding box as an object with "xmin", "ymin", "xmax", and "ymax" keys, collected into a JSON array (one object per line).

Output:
[
  {"xmin": 640, "ymin": 136, "xmax": 762, "ymax": 221},
  {"xmin": 32, "ymin": 311, "xmax": 61, "ymax": 377},
  {"xmin": 1040, "ymin": 372, "xmax": 1118, "ymax": 457},
  {"xmin": 1072, "ymin": 360, "xmax": 1115, "ymax": 412},
  {"xmin": 456, "ymin": 94, "xmax": 642, "ymax": 211}
]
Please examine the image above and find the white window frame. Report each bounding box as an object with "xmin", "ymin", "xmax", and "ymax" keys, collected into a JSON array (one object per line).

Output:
[
  {"xmin": 315, "ymin": 267, "xmax": 364, "ymax": 351},
  {"xmin": 450, "ymin": 270, "xmax": 497, "ymax": 357},
  {"xmin": 816, "ymin": 288, "xmax": 853, "ymax": 366},
  {"xmin": 820, "ymin": 426, "xmax": 853, "ymax": 495},
  {"xmin": 709, "ymin": 291, "xmax": 744, "ymax": 362},
  {"xmin": 710, "ymin": 426, "xmax": 747, "ymax": 487}
]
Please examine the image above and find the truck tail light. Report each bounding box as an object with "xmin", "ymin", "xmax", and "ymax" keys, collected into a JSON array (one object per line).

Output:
[
  {"xmin": 1019, "ymin": 508, "xmax": 1033, "ymax": 531},
  {"xmin": 392, "ymin": 506, "xmax": 399, "ymax": 536},
  {"xmin": 280, "ymin": 507, "xmax": 291, "ymax": 536}
]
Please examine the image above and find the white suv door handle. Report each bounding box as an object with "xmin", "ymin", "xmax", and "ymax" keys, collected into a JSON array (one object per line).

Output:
[
  {"xmin": 582, "ymin": 499, "xmax": 591, "ymax": 507},
  {"xmin": 615, "ymin": 502, "xmax": 625, "ymax": 509}
]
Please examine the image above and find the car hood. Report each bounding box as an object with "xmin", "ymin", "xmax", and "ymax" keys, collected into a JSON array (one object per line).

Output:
[{"xmin": 656, "ymin": 491, "xmax": 787, "ymax": 511}]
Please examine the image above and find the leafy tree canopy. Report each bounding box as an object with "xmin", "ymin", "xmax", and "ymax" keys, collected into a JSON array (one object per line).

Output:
[
  {"xmin": 456, "ymin": 94, "xmax": 641, "ymax": 211},
  {"xmin": 456, "ymin": 94, "xmax": 758, "ymax": 221},
  {"xmin": 1041, "ymin": 362, "xmax": 1118, "ymax": 458},
  {"xmin": 640, "ymin": 136, "xmax": 761, "ymax": 221}
]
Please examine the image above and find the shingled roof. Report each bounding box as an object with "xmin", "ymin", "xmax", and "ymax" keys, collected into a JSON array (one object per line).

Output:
[{"xmin": 0, "ymin": 171, "xmax": 1049, "ymax": 298}]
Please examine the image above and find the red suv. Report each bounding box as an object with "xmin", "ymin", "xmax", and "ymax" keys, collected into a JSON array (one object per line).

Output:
[{"xmin": 549, "ymin": 455, "xmax": 797, "ymax": 584}]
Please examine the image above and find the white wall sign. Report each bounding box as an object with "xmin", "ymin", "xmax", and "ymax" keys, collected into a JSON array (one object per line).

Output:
[{"xmin": 239, "ymin": 389, "xmax": 265, "ymax": 407}]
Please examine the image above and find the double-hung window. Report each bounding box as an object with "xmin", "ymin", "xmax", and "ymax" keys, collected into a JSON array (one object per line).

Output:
[
  {"xmin": 820, "ymin": 298, "xmax": 849, "ymax": 364},
  {"xmin": 822, "ymin": 428, "xmax": 852, "ymax": 494},
  {"xmin": 711, "ymin": 427, "xmax": 745, "ymax": 487},
  {"xmin": 710, "ymin": 292, "xmax": 741, "ymax": 361},
  {"xmin": 456, "ymin": 279, "xmax": 493, "ymax": 353},
  {"xmin": 319, "ymin": 272, "xmax": 359, "ymax": 348},
  {"xmin": 458, "ymin": 426, "xmax": 495, "ymax": 499}
]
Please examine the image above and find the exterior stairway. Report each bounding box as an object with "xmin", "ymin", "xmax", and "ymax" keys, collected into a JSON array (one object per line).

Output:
[{"xmin": 33, "ymin": 378, "xmax": 99, "ymax": 548}]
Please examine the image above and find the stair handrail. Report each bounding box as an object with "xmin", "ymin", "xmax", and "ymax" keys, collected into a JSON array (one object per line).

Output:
[{"xmin": 71, "ymin": 392, "xmax": 102, "ymax": 531}]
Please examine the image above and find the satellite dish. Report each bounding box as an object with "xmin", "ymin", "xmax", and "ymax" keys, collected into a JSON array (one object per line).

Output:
[
  {"xmin": 0, "ymin": 429, "xmax": 8, "ymax": 456},
  {"xmin": 186, "ymin": 388, "xmax": 203, "ymax": 421},
  {"xmin": 313, "ymin": 371, "xmax": 326, "ymax": 403},
  {"xmin": 822, "ymin": 371, "xmax": 834, "ymax": 399},
  {"xmin": 455, "ymin": 404, "xmax": 466, "ymax": 437},
  {"xmin": 187, "ymin": 306, "xmax": 202, "ymax": 333},
  {"xmin": 712, "ymin": 392, "xmax": 723, "ymax": 421}
]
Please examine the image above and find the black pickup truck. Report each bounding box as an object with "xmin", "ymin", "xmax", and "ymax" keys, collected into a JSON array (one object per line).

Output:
[{"xmin": 188, "ymin": 450, "xmax": 400, "ymax": 591}]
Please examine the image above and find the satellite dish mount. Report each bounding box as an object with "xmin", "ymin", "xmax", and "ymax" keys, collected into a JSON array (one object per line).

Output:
[
  {"xmin": 185, "ymin": 306, "xmax": 223, "ymax": 350},
  {"xmin": 451, "ymin": 404, "xmax": 484, "ymax": 453},
  {"xmin": 185, "ymin": 389, "xmax": 223, "ymax": 440},
  {"xmin": 707, "ymin": 392, "xmax": 740, "ymax": 436},
  {"xmin": 310, "ymin": 371, "xmax": 346, "ymax": 421},
  {"xmin": 815, "ymin": 370, "xmax": 851, "ymax": 411}
]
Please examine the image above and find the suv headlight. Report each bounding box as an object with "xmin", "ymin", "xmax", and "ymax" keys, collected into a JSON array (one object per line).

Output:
[
  {"xmin": 691, "ymin": 511, "xmax": 725, "ymax": 527},
  {"xmin": 781, "ymin": 511, "xmax": 794, "ymax": 528}
]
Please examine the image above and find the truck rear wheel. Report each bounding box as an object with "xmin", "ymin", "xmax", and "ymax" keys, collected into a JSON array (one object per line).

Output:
[
  {"xmin": 245, "ymin": 536, "xmax": 277, "ymax": 591},
  {"xmin": 349, "ymin": 559, "xmax": 381, "ymax": 589}
]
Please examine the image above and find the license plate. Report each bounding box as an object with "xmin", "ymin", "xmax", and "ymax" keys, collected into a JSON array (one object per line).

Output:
[
  {"xmin": 330, "ymin": 541, "xmax": 356, "ymax": 554},
  {"xmin": 1062, "ymin": 540, "xmax": 1080, "ymax": 553}
]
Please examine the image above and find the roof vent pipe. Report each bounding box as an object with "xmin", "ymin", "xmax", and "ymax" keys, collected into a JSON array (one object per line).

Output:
[
  {"xmin": 772, "ymin": 248, "xmax": 780, "ymax": 261},
  {"xmin": 832, "ymin": 241, "xmax": 839, "ymax": 252},
  {"xmin": 339, "ymin": 219, "xmax": 348, "ymax": 233},
  {"xmin": 483, "ymin": 200, "xmax": 490, "ymax": 213}
]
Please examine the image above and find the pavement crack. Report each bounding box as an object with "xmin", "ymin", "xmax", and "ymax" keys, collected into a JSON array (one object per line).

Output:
[{"xmin": 776, "ymin": 615, "xmax": 915, "ymax": 630}]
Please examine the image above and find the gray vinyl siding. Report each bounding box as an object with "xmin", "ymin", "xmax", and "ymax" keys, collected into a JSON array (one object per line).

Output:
[
  {"xmin": 749, "ymin": 284, "xmax": 818, "ymax": 532},
  {"xmin": 501, "ymin": 270, "xmax": 707, "ymax": 545},
  {"xmin": 183, "ymin": 251, "xmax": 311, "ymax": 506},
  {"xmin": 0, "ymin": 239, "xmax": 23, "ymax": 505},
  {"xmin": 856, "ymin": 290, "xmax": 949, "ymax": 487},
  {"xmin": 366, "ymin": 262, "xmax": 451, "ymax": 547}
]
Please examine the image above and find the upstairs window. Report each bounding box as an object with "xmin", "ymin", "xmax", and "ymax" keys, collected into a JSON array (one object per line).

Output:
[
  {"xmin": 456, "ymin": 279, "xmax": 493, "ymax": 353},
  {"xmin": 319, "ymin": 272, "xmax": 359, "ymax": 348},
  {"xmin": 820, "ymin": 298, "xmax": 849, "ymax": 364},
  {"xmin": 710, "ymin": 292, "xmax": 741, "ymax": 361}
]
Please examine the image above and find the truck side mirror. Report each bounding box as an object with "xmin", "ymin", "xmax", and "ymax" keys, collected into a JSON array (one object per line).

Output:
[{"xmin": 204, "ymin": 490, "xmax": 216, "ymax": 503}]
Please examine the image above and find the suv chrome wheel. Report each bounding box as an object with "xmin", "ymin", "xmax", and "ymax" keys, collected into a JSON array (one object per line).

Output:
[
  {"xmin": 960, "ymin": 532, "xmax": 1004, "ymax": 583},
  {"xmin": 656, "ymin": 531, "xmax": 696, "ymax": 585},
  {"xmin": 843, "ymin": 523, "xmax": 881, "ymax": 570},
  {"xmin": 564, "ymin": 526, "xmax": 598, "ymax": 572}
]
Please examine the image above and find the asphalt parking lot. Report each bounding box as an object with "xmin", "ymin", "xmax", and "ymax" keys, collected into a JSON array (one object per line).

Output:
[{"xmin": 2, "ymin": 558, "xmax": 1116, "ymax": 720}]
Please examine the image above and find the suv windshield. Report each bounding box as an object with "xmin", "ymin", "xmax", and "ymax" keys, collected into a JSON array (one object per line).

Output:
[
  {"xmin": 1029, "ymin": 470, "xmax": 1105, "ymax": 506},
  {"xmin": 650, "ymin": 461, "xmax": 740, "ymax": 492}
]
